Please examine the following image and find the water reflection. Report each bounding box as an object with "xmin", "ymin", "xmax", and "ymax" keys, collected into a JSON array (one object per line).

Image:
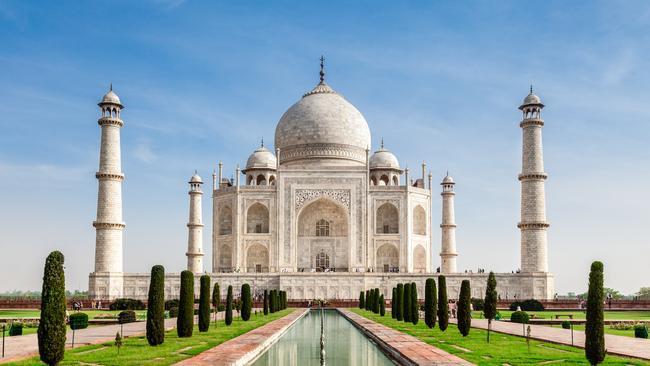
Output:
[{"xmin": 250, "ymin": 310, "xmax": 395, "ymax": 366}]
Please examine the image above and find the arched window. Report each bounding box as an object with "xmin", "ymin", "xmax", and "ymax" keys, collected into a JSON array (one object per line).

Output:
[
  {"xmin": 380, "ymin": 175, "xmax": 390, "ymax": 186},
  {"xmin": 269, "ymin": 175, "xmax": 276, "ymax": 186},
  {"xmin": 370, "ymin": 176, "xmax": 378, "ymax": 186},
  {"xmin": 256, "ymin": 174, "xmax": 266, "ymax": 186},
  {"xmin": 413, "ymin": 205, "xmax": 426, "ymax": 235},
  {"xmin": 376, "ymin": 203, "xmax": 399, "ymax": 234},
  {"xmin": 392, "ymin": 175, "xmax": 399, "ymax": 186},
  {"xmin": 315, "ymin": 219, "xmax": 330, "ymax": 237},
  {"xmin": 315, "ymin": 251, "xmax": 329, "ymax": 269},
  {"xmin": 246, "ymin": 203, "xmax": 269, "ymax": 233},
  {"xmin": 247, "ymin": 175, "xmax": 254, "ymax": 185},
  {"xmin": 219, "ymin": 205, "xmax": 232, "ymax": 235}
]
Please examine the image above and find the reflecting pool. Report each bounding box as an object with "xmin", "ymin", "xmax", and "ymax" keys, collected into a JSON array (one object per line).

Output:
[{"xmin": 250, "ymin": 309, "xmax": 395, "ymax": 366}]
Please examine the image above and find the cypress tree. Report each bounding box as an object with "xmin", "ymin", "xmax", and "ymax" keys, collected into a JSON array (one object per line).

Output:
[
  {"xmin": 177, "ymin": 270, "xmax": 194, "ymax": 337},
  {"xmin": 438, "ymin": 275, "xmax": 449, "ymax": 331},
  {"xmin": 395, "ymin": 284, "xmax": 404, "ymax": 321},
  {"xmin": 411, "ymin": 282, "xmax": 419, "ymax": 325},
  {"xmin": 483, "ymin": 271, "xmax": 497, "ymax": 342},
  {"xmin": 424, "ymin": 278, "xmax": 437, "ymax": 329},
  {"xmin": 146, "ymin": 265, "xmax": 165, "ymax": 345},
  {"xmin": 263, "ymin": 289, "xmax": 269, "ymax": 315},
  {"xmin": 270, "ymin": 290, "xmax": 276, "ymax": 313},
  {"xmin": 585, "ymin": 261, "xmax": 606, "ymax": 365},
  {"xmin": 365, "ymin": 290, "xmax": 370, "ymax": 310},
  {"xmin": 212, "ymin": 282, "xmax": 220, "ymax": 325},
  {"xmin": 391, "ymin": 287, "xmax": 396, "ymax": 319},
  {"xmin": 457, "ymin": 280, "xmax": 471, "ymax": 336},
  {"xmin": 370, "ymin": 289, "xmax": 375, "ymax": 313},
  {"xmin": 403, "ymin": 283, "xmax": 411, "ymax": 322},
  {"xmin": 241, "ymin": 284, "xmax": 252, "ymax": 321},
  {"xmin": 225, "ymin": 285, "xmax": 233, "ymax": 325},
  {"xmin": 38, "ymin": 251, "xmax": 66, "ymax": 366},
  {"xmin": 359, "ymin": 291, "xmax": 365, "ymax": 309},
  {"xmin": 374, "ymin": 289, "xmax": 379, "ymax": 313},
  {"xmin": 198, "ymin": 275, "xmax": 211, "ymax": 332},
  {"xmin": 376, "ymin": 288, "xmax": 382, "ymax": 313},
  {"xmin": 379, "ymin": 294, "xmax": 386, "ymax": 316},
  {"xmin": 275, "ymin": 290, "xmax": 280, "ymax": 311}
]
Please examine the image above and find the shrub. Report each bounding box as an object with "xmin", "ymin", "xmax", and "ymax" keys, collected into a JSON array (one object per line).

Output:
[
  {"xmin": 225, "ymin": 285, "xmax": 233, "ymax": 326},
  {"xmin": 562, "ymin": 320, "xmax": 571, "ymax": 329},
  {"xmin": 199, "ymin": 275, "xmax": 211, "ymax": 332},
  {"xmin": 177, "ymin": 270, "xmax": 194, "ymax": 337},
  {"xmin": 634, "ymin": 324, "xmax": 649, "ymax": 339},
  {"xmin": 69, "ymin": 313, "xmax": 89, "ymax": 330},
  {"xmin": 9, "ymin": 322, "xmax": 24, "ymax": 336},
  {"xmin": 395, "ymin": 284, "xmax": 404, "ymax": 321},
  {"xmin": 425, "ymin": 278, "xmax": 437, "ymax": 329},
  {"xmin": 471, "ymin": 298, "xmax": 485, "ymax": 311},
  {"xmin": 164, "ymin": 299, "xmax": 179, "ymax": 311},
  {"xmin": 391, "ymin": 287, "xmax": 396, "ymax": 319},
  {"xmin": 169, "ymin": 307, "xmax": 179, "ymax": 318},
  {"xmin": 509, "ymin": 299, "xmax": 544, "ymax": 312},
  {"xmin": 379, "ymin": 295, "xmax": 385, "ymax": 316},
  {"xmin": 457, "ymin": 280, "xmax": 471, "ymax": 336},
  {"xmin": 241, "ymin": 284, "xmax": 252, "ymax": 321},
  {"xmin": 118, "ymin": 310, "xmax": 136, "ymax": 324},
  {"xmin": 147, "ymin": 265, "xmax": 165, "ymax": 346},
  {"xmin": 263, "ymin": 290, "xmax": 269, "ymax": 315},
  {"xmin": 38, "ymin": 251, "xmax": 66, "ymax": 366},
  {"xmin": 510, "ymin": 311, "xmax": 530, "ymax": 324},
  {"xmin": 411, "ymin": 282, "xmax": 419, "ymax": 325},
  {"xmin": 218, "ymin": 304, "xmax": 225, "ymax": 312},
  {"xmin": 110, "ymin": 298, "xmax": 146, "ymax": 311},
  {"xmin": 438, "ymin": 275, "xmax": 449, "ymax": 331},
  {"xmin": 585, "ymin": 261, "xmax": 605, "ymax": 365},
  {"xmin": 403, "ymin": 283, "xmax": 411, "ymax": 322},
  {"xmin": 359, "ymin": 291, "xmax": 365, "ymax": 309}
]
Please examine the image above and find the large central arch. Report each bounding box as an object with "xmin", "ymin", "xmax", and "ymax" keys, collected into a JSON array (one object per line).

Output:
[{"xmin": 297, "ymin": 198, "xmax": 349, "ymax": 271}]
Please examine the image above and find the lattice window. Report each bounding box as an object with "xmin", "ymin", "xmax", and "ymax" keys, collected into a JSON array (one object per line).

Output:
[
  {"xmin": 315, "ymin": 251, "xmax": 330, "ymax": 269},
  {"xmin": 315, "ymin": 219, "xmax": 330, "ymax": 237}
]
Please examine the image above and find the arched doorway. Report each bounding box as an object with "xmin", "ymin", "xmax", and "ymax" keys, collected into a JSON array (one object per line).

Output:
[
  {"xmin": 297, "ymin": 198, "xmax": 349, "ymax": 271},
  {"xmin": 246, "ymin": 244, "xmax": 269, "ymax": 273},
  {"xmin": 376, "ymin": 243, "xmax": 399, "ymax": 272},
  {"xmin": 413, "ymin": 245, "xmax": 426, "ymax": 273}
]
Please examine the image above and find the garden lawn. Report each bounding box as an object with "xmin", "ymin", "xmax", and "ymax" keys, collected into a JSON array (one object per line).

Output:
[
  {"xmin": 351, "ymin": 309, "xmax": 650, "ymax": 365},
  {"xmin": 495, "ymin": 310, "xmax": 650, "ymax": 321},
  {"xmin": 4, "ymin": 309, "xmax": 292, "ymax": 366},
  {"xmin": 550, "ymin": 324, "xmax": 646, "ymax": 338},
  {"xmin": 0, "ymin": 309, "xmax": 147, "ymax": 320}
]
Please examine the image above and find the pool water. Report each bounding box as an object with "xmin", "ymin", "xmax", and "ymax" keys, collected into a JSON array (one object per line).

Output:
[{"xmin": 250, "ymin": 309, "xmax": 395, "ymax": 366}]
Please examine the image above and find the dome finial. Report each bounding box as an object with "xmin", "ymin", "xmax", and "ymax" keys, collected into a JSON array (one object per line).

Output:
[
  {"xmin": 110, "ymin": 83, "xmax": 113, "ymax": 92},
  {"xmin": 319, "ymin": 55, "xmax": 325, "ymax": 84},
  {"xmin": 261, "ymin": 137, "xmax": 264, "ymax": 148},
  {"xmin": 530, "ymin": 84, "xmax": 533, "ymax": 94},
  {"xmin": 381, "ymin": 137, "xmax": 384, "ymax": 149}
]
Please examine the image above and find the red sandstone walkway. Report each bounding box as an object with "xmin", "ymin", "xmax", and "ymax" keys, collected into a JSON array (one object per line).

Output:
[
  {"xmin": 174, "ymin": 308, "xmax": 308, "ymax": 366},
  {"xmin": 339, "ymin": 309, "xmax": 473, "ymax": 365},
  {"xmin": 450, "ymin": 317, "xmax": 650, "ymax": 361}
]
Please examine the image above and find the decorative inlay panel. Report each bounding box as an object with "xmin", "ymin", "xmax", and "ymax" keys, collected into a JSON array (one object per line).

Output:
[{"xmin": 295, "ymin": 189, "xmax": 350, "ymax": 211}]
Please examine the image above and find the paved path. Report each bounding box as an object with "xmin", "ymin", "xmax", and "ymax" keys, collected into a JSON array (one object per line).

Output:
[
  {"xmin": 174, "ymin": 308, "xmax": 308, "ymax": 366},
  {"xmin": 340, "ymin": 309, "xmax": 473, "ymax": 365},
  {"xmin": 0, "ymin": 312, "xmax": 232, "ymax": 363},
  {"xmin": 451, "ymin": 318, "xmax": 650, "ymax": 361}
]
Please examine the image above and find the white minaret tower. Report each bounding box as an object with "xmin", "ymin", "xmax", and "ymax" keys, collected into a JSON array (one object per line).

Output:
[
  {"xmin": 187, "ymin": 171, "xmax": 204, "ymax": 273},
  {"xmin": 440, "ymin": 173, "xmax": 457, "ymax": 273},
  {"xmin": 91, "ymin": 85, "xmax": 125, "ymax": 299},
  {"xmin": 518, "ymin": 87, "xmax": 549, "ymax": 273}
]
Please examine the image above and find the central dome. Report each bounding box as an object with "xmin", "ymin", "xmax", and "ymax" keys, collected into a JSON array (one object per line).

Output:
[{"xmin": 274, "ymin": 81, "xmax": 371, "ymax": 166}]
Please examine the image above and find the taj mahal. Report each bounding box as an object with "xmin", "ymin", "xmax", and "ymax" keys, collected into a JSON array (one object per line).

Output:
[{"xmin": 89, "ymin": 60, "xmax": 554, "ymax": 301}]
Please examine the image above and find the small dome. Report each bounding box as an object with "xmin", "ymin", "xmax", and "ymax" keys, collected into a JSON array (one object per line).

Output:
[
  {"xmin": 245, "ymin": 145, "xmax": 277, "ymax": 171},
  {"xmin": 369, "ymin": 146, "xmax": 400, "ymax": 170},
  {"xmin": 523, "ymin": 92, "xmax": 541, "ymax": 105},
  {"xmin": 189, "ymin": 172, "xmax": 203, "ymax": 183},
  {"xmin": 442, "ymin": 174, "xmax": 454, "ymax": 184},
  {"xmin": 100, "ymin": 86, "xmax": 122, "ymax": 106}
]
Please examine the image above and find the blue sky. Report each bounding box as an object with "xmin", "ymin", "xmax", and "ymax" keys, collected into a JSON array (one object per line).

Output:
[{"xmin": 0, "ymin": 1, "xmax": 648, "ymax": 295}]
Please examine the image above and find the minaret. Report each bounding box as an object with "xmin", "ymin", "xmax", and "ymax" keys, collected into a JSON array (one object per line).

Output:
[
  {"xmin": 440, "ymin": 173, "xmax": 457, "ymax": 273},
  {"xmin": 93, "ymin": 85, "xmax": 125, "ymax": 275},
  {"xmin": 518, "ymin": 87, "xmax": 549, "ymax": 273},
  {"xmin": 187, "ymin": 171, "xmax": 204, "ymax": 273}
]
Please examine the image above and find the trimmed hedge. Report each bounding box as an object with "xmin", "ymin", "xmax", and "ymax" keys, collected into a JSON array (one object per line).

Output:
[
  {"xmin": 457, "ymin": 280, "xmax": 471, "ymax": 336},
  {"xmin": 425, "ymin": 278, "xmax": 437, "ymax": 329},
  {"xmin": 395, "ymin": 284, "xmax": 404, "ymax": 321},
  {"xmin": 169, "ymin": 307, "xmax": 179, "ymax": 318},
  {"xmin": 118, "ymin": 310, "xmax": 136, "ymax": 324},
  {"xmin": 212, "ymin": 282, "xmax": 220, "ymax": 324},
  {"xmin": 147, "ymin": 265, "xmax": 165, "ymax": 346},
  {"xmin": 38, "ymin": 251, "xmax": 66, "ymax": 366},
  {"xmin": 391, "ymin": 287, "xmax": 396, "ymax": 319},
  {"xmin": 411, "ymin": 282, "xmax": 418, "ymax": 325},
  {"xmin": 263, "ymin": 290, "xmax": 269, "ymax": 315},
  {"xmin": 510, "ymin": 310, "xmax": 530, "ymax": 324},
  {"xmin": 634, "ymin": 324, "xmax": 649, "ymax": 339},
  {"xmin": 359, "ymin": 291, "xmax": 365, "ymax": 309},
  {"xmin": 438, "ymin": 275, "xmax": 449, "ymax": 331},
  {"xmin": 69, "ymin": 313, "xmax": 89, "ymax": 330},
  {"xmin": 177, "ymin": 270, "xmax": 194, "ymax": 337},
  {"xmin": 110, "ymin": 298, "xmax": 146, "ymax": 311},
  {"xmin": 379, "ymin": 295, "xmax": 385, "ymax": 316},
  {"xmin": 403, "ymin": 283, "xmax": 411, "ymax": 322},
  {"xmin": 164, "ymin": 299, "xmax": 179, "ymax": 311},
  {"xmin": 562, "ymin": 320, "xmax": 571, "ymax": 329},
  {"xmin": 9, "ymin": 322, "xmax": 24, "ymax": 336},
  {"xmin": 586, "ymin": 261, "xmax": 605, "ymax": 365},
  {"xmin": 509, "ymin": 299, "xmax": 544, "ymax": 312},
  {"xmin": 241, "ymin": 284, "xmax": 252, "ymax": 321},
  {"xmin": 199, "ymin": 275, "xmax": 211, "ymax": 332},
  {"xmin": 225, "ymin": 285, "xmax": 233, "ymax": 326}
]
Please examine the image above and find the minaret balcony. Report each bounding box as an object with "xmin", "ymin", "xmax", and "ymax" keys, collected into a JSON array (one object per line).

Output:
[
  {"xmin": 518, "ymin": 172, "xmax": 547, "ymax": 181},
  {"xmin": 98, "ymin": 117, "xmax": 124, "ymax": 127},
  {"xmin": 520, "ymin": 118, "xmax": 544, "ymax": 128},
  {"xmin": 517, "ymin": 222, "xmax": 550, "ymax": 229}
]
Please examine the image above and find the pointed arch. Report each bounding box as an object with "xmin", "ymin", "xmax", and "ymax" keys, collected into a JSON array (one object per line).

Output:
[
  {"xmin": 246, "ymin": 203, "xmax": 269, "ymax": 233},
  {"xmin": 218, "ymin": 205, "xmax": 232, "ymax": 235},
  {"xmin": 376, "ymin": 202, "xmax": 399, "ymax": 234},
  {"xmin": 413, "ymin": 205, "xmax": 426, "ymax": 235},
  {"xmin": 376, "ymin": 243, "xmax": 399, "ymax": 272},
  {"xmin": 413, "ymin": 245, "xmax": 426, "ymax": 273},
  {"xmin": 256, "ymin": 174, "xmax": 266, "ymax": 186},
  {"xmin": 246, "ymin": 244, "xmax": 269, "ymax": 272}
]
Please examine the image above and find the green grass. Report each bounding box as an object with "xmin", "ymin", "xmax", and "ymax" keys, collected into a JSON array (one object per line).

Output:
[
  {"xmin": 0, "ymin": 309, "xmax": 147, "ymax": 320},
  {"xmin": 496, "ymin": 310, "xmax": 650, "ymax": 320},
  {"xmin": 5, "ymin": 309, "xmax": 292, "ymax": 366},
  {"xmin": 549, "ymin": 324, "xmax": 646, "ymax": 338},
  {"xmin": 351, "ymin": 309, "xmax": 650, "ymax": 365}
]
